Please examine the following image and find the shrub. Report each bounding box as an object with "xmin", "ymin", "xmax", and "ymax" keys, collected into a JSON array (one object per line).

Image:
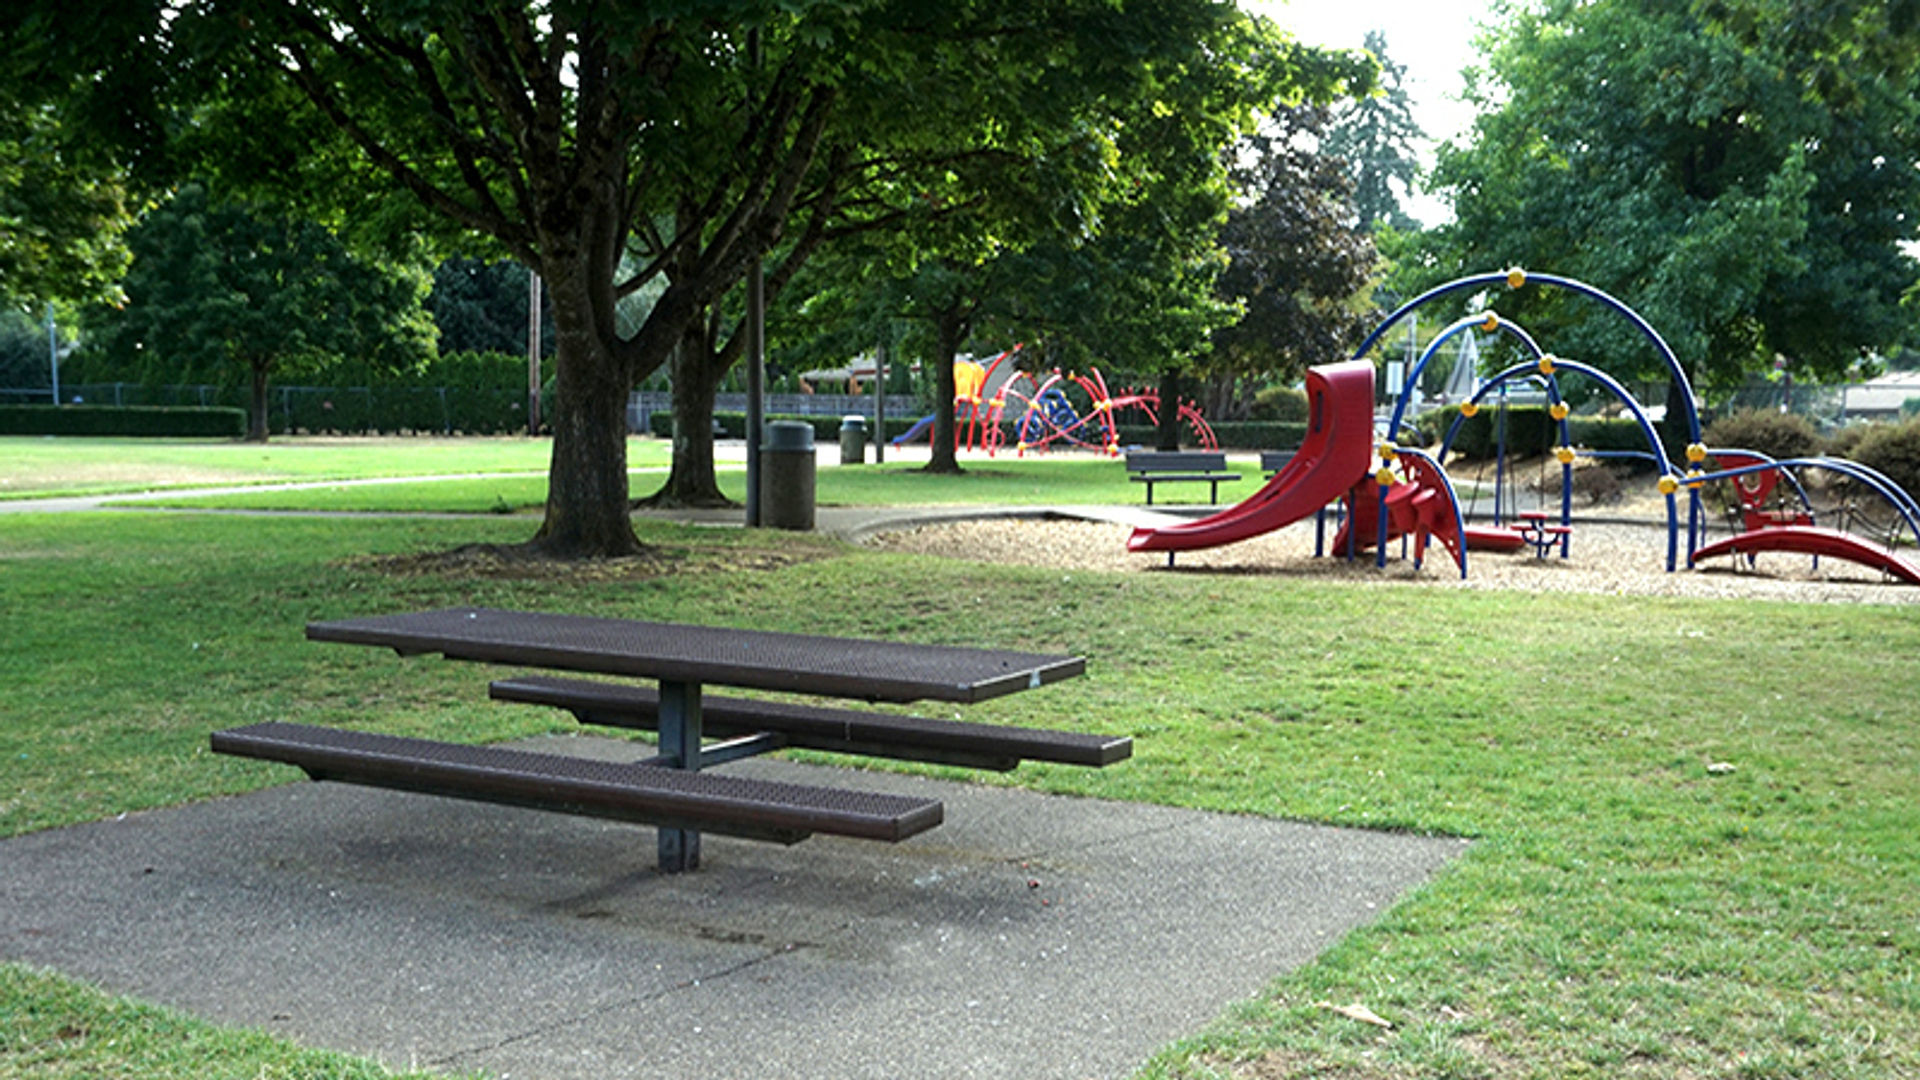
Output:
[
  {"xmin": 1848, "ymin": 417, "xmax": 1920, "ymax": 502},
  {"xmin": 1703, "ymin": 408, "xmax": 1822, "ymax": 461},
  {"xmin": 1249, "ymin": 385, "xmax": 1309, "ymax": 423},
  {"xmin": 1825, "ymin": 423, "xmax": 1870, "ymax": 460},
  {"xmin": 1434, "ymin": 404, "xmax": 1558, "ymax": 460},
  {"xmin": 0, "ymin": 404, "xmax": 246, "ymax": 438}
]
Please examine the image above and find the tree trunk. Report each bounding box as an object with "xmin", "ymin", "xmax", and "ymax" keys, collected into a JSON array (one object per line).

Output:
[
  {"xmin": 246, "ymin": 364, "xmax": 270, "ymax": 443},
  {"xmin": 925, "ymin": 308, "xmax": 966, "ymax": 474},
  {"xmin": 1156, "ymin": 368, "xmax": 1183, "ymax": 451},
  {"xmin": 639, "ymin": 321, "xmax": 735, "ymax": 508},
  {"xmin": 531, "ymin": 257, "xmax": 643, "ymax": 558}
]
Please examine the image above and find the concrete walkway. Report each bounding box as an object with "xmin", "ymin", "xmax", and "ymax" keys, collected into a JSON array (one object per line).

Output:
[{"xmin": 1, "ymin": 740, "xmax": 1465, "ymax": 1079}]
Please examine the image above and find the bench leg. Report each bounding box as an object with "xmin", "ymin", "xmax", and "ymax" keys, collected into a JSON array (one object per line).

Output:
[{"xmin": 656, "ymin": 680, "xmax": 703, "ymax": 872}]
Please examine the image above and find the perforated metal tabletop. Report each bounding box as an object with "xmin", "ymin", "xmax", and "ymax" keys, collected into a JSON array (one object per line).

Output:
[{"xmin": 307, "ymin": 607, "xmax": 1085, "ymax": 704}]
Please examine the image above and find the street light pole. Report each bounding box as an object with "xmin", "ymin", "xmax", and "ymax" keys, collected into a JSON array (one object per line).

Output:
[{"xmin": 47, "ymin": 302, "xmax": 60, "ymax": 404}]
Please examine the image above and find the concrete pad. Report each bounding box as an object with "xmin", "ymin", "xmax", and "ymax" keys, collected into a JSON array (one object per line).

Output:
[{"xmin": 1, "ymin": 737, "xmax": 1465, "ymax": 1079}]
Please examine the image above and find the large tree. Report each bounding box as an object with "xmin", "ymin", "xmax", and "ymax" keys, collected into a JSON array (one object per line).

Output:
[
  {"xmin": 634, "ymin": 9, "xmax": 1375, "ymax": 488},
  {"xmin": 0, "ymin": 104, "xmax": 134, "ymax": 312},
  {"xmin": 1322, "ymin": 30, "xmax": 1424, "ymax": 235},
  {"xmin": 1419, "ymin": 0, "xmax": 1920, "ymax": 388},
  {"xmin": 17, "ymin": 0, "xmax": 1373, "ymax": 555},
  {"xmin": 1207, "ymin": 106, "xmax": 1379, "ymax": 402},
  {"xmin": 428, "ymin": 256, "xmax": 552, "ymax": 358},
  {"xmin": 85, "ymin": 182, "xmax": 434, "ymax": 440}
]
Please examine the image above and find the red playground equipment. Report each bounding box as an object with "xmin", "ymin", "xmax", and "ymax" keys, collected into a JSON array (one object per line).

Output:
[
  {"xmin": 1127, "ymin": 360, "xmax": 1526, "ymax": 572},
  {"xmin": 1691, "ymin": 450, "xmax": 1920, "ymax": 586},
  {"xmin": 1127, "ymin": 361, "xmax": 1374, "ymax": 555},
  {"xmin": 894, "ymin": 346, "xmax": 1221, "ymax": 456}
]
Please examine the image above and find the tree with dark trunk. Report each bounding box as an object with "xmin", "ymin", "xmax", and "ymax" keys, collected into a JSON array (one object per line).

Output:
[
  {"xmin": 16, "ymin": 3, "xmax": 1380, "ymax": 548},
  {"xmin": 82, "ymin": 182, "xmax": 432, "ymax": 442}
]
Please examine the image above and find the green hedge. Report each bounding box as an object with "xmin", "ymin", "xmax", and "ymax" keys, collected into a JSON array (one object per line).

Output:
[
  {"xmin": 0, "ymin": 405, "xmax": 247, "ymax": 438},
  {"xmin": 658, "ymin": 413, "xmax": 1309, "ymax": 452}
]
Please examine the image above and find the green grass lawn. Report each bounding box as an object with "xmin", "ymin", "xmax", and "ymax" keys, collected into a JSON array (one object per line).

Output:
[
  {"xmin": 115, "ymin": 447, "xmax": 1163, "ymax": 511},
  {"xmin": 0, "ymin": 435, "xmax": 674, "ymax": 501},
  {"xmin": 2, "ymin": 446, "xmax": 1917, "ymax": 1079}
]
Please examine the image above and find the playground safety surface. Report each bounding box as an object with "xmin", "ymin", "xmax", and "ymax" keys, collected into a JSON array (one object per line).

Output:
[{"xmin": 1, "ymin": 739, "xmax": 1466, "ymax": 1080}]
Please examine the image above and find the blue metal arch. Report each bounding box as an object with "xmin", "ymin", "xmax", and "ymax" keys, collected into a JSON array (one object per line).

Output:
[
  {"xmin": 1384, "ymin": 314, "xmax": 1545, "ymax": 444},
  {"xmin": 1446, "ymin": 356, "xmax": 1686, "ymax": 570},
  {"xmin": 1357, "ymin": 270, "xmax": 1701, "ymax": 444}
]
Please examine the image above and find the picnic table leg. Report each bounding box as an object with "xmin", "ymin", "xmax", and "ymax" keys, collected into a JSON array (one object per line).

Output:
[{"xmin": 656, "ymin": 679, "xmax": 703, "ymax": 872}]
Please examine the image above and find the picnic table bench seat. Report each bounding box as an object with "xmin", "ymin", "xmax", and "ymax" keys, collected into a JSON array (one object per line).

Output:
[
  {"xmin": 210, "ymin": 721, "xmax": 944, "ymax": 844},
  {"xmin": 489, "ymin": 675, "xmax": 1132, "ymax": 772},
  {"xmin": 1124, "ymin": 451, "xmax": 1242, "ymax": 505}
]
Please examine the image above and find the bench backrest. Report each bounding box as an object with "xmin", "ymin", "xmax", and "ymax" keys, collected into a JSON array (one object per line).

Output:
[
  {"xmin": 1125, "ymin": 450, "xmax": 1227, "ymax": 472},
  {"xmin": 1260, "ymin": 448, "xmax": 1300, "ymax": 472}
]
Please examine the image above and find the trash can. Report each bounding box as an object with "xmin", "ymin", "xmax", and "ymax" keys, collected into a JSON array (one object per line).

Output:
[
  {"xmin": 839, "ymin": 415, "xmax": 868, "ymax": 465},
  {"xmin": 759, "ymin": 420, "xmax": 816, "ymax": 530}
]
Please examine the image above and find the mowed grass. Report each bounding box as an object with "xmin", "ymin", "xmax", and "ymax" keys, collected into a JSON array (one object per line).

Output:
[
  {"xmin": 117, "ymin": 445, "xmax": 1168, "ymax": 511},
  {"xmin": 1, "ymin": 460, "xmax": 1917, "ymax": 1078},
  {"xmin": 0, "ymin": 435, "xmax": 673, "ymax": 501}
]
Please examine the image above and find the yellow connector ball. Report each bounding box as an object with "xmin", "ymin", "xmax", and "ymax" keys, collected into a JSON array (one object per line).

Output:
[
  {"xmin": 1538, "ymin": 354, "xmax": 1557, "ymax": 375},
  {"xmin": 1658, "ymin": 474, "xmax": 1681, "ymax": 496},
  {"xmin": 1506, "ymin": 266, "xmax": 1527, "ymax": 289},
  {"xmin": 1481, "ymin": 312, "xmax": 1501, "ymax": 332},
  {"xmin": 1378, "ymin": 443, "xmax": 1397, "ymax": 463},
  {"xmin": 1460, "ymin": 401, "xmax": 1479, "ymax": 418},
  {"xmin": 1376, "ymin": 467, "xmax": 1396, "ymax": 487},
  {"xmin": 1015, "ymin": 441, "xmax": 1028, "ymax": 451},
  {"xmin": 1685, "ymin": 468, "xmax": 1706, "ymax": 488},
  {"xmin": 1549, "ymin": 401, "xmax": 1571, "ymax": 421},
  {"xmin": 1686, "ymin": 442, "xmax": 1708, "ymax": 463},
  {"xmin": 1555, "ymin": 445, "xmax": 1576, "ymax": 465}
]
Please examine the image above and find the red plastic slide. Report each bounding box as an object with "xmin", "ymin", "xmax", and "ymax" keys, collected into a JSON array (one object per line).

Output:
[
  {"xmin": 1127, "ymin": 360, "xmax": 1376, "ymax": 554},
  {"xmin": 1693, "ymin": 525, "xmax": 1920, "ymax": 586}
]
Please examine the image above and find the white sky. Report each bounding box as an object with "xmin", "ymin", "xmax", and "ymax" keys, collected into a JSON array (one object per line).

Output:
[{"xmin": 1250, "ymin": 0, "xmax": 1494, "ymax": 226}]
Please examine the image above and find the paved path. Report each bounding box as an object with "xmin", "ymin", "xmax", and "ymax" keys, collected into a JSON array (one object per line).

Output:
[{"xmin": 1, "ymin": 739, "xmax": 1465, "ymax": 1080}]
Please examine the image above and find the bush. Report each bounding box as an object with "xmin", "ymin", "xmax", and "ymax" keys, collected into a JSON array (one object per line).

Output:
[
  {"xmin": 0, "ymin": 404, "xmax": 246, "ymax": 438},
  {"xmin": 1825, "ymin": 423, "xmax": 1871, "ymax": 460},
  {"xmin": 1703, "ymin": 408, "xmax": 1822, "ymax": 461},
  {"xmin": 1248, "ymin": 386, "xmax": 1309, "ymax": 423},
  {"xmin": 1433, "ymin": 404, "xmax": 1559, "ymax": 460},
  {"xmin": 1113, "ymin": 421, "xmax": 1307, "ymax": 450},
  {"xmin": 1848, "ymin": 417, "xmax": 1920, "ymax": 502}
]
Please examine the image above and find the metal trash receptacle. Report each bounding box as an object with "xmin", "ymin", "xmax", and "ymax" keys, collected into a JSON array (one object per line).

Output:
[
  {"xmin": 760, "ymin": 420, "xmax": 816, "ymax": 530},
  {"xmin": 839, "ymin": 415, "xmax": 868, "ymax": 465}
]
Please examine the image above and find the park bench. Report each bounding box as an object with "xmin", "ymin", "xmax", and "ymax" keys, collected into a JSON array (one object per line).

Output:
[
  {"xmin": 1125, "ymin": 451, "xmax": 1241, "ymax": 505},
  {"xmin": 1260, "ymin": 448, "xmax": 1302, "ymax": 477},
  {"xmin": 489, "ymin": 675, "xmax": 1132, "ymax": 772}
]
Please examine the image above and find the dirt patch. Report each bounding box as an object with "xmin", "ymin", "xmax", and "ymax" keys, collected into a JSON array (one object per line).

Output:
[
  {"xmin": 863, "ymin": 517, "xmax": 1920, "ymax": 606},
  {"xmin": 348, "ymin": 541, "xmax": 820, "ymax": 583}
]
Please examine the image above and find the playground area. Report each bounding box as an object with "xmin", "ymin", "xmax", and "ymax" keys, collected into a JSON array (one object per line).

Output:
[
  {"xmin": 877, "ymin": 269, "xmax": 1920, "ymax": 604},
  {"xmin": 864, "ymin": 510, "xmax": 1920, "ymax": 605}
]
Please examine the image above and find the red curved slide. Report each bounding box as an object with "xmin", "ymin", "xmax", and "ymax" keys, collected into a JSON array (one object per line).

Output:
[
  {"xmin": 1128, "ymin": 360, "xmax": 1375, "ymax": 554},
  {"xmin": 1693, "ymin": 525, "xmax": 1920, "ymax": 586}
]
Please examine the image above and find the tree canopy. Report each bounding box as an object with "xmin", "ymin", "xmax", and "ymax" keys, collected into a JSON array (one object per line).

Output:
[
  {"xmin": 12, "ymin": 0, "xmax": 1373, "ymax": 554},
  {"xmin": 1418, "ymin": 0, "xmax": 1920, "ymax": 388},
  {"xmin": 1208, "ymin": 106, "xmax": 1379, "ymax": 391},
  {"xmin": 85, "ymin": 183, "xmax": 433, "ymax": 440},
  {"xmin": 1322, "ymin": 30, "xmax": 1424, "ymax": 234}
]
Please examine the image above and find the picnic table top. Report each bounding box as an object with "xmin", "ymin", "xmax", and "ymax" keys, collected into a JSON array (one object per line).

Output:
[{"xmin": 307, "ymin": 607, "xmax": 1085, "ymax": 705}]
